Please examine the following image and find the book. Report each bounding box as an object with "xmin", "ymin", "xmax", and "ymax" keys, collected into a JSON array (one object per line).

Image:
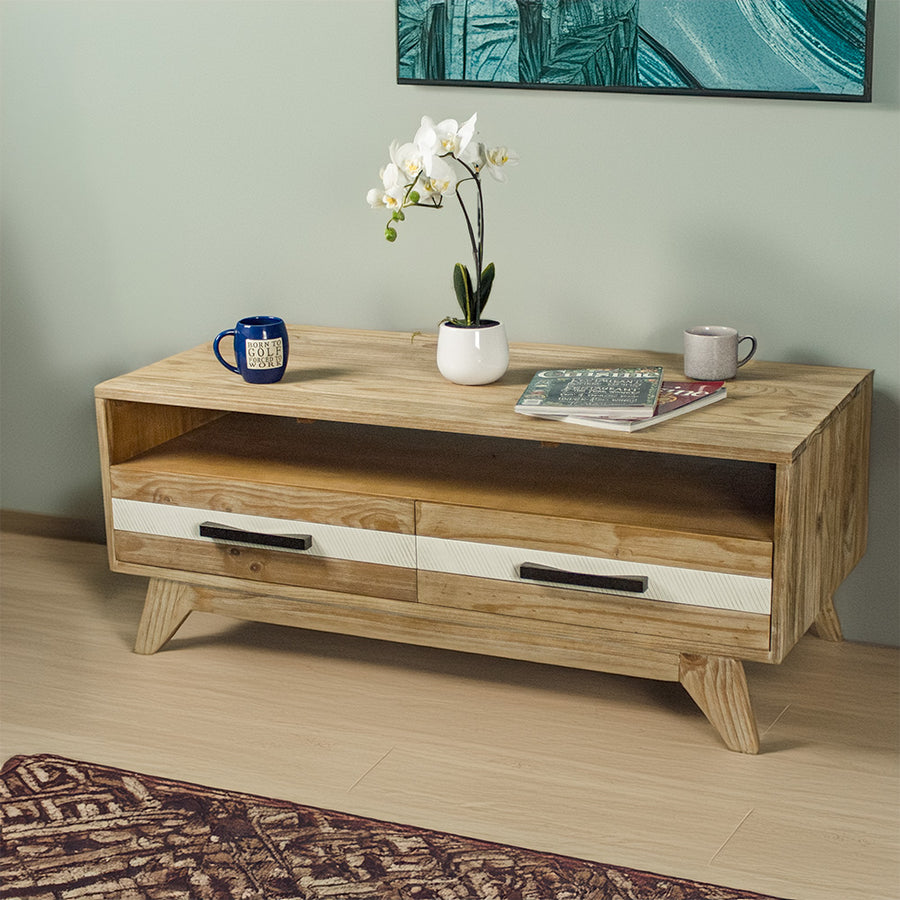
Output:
[
  {"xmin": 519, "ymin": 381, "xmax": 726, "ymax": 432},
  {"xmin": 514, "ymin": 367, "xmax": 664, "ymax": 419}
]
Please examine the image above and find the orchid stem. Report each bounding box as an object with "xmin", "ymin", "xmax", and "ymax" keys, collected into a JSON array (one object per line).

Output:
[{"xmin": 454, "ymin": 159, "xmax": 486, "ymax": 323}]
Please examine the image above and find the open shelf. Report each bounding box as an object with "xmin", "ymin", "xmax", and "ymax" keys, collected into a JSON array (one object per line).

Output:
[{"xmin": 111, "ymin": 411, "xmax": 775, "ymax": 546}]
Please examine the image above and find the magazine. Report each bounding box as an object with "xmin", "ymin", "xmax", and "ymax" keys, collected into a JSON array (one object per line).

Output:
[
  {"xmin": 514, "ymin": 367, "xmax": 664, "ymax": 419},
  {"xmin": 518, "ymin": 381, "xmax": 726, "ymax": 432}
]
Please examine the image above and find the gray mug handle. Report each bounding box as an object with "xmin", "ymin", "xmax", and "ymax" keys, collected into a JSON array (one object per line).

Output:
[{"xmin": 737, "ymin": 335, "xmax": 757, "ymax": 368}]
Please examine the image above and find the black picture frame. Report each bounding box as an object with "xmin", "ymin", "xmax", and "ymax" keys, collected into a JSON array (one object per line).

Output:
[{"xmin": 397, "ymin": 0, "xmax": 874, "ymax": 102}]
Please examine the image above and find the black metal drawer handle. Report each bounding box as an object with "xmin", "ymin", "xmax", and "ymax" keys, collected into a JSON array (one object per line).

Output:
[
  {"xmin": 519, "ymin": 562, "xmax": 648, "ymax": 594},
  {"xmin": 199, "ymin": 521, "xmax": 312, "ymax": 552}
]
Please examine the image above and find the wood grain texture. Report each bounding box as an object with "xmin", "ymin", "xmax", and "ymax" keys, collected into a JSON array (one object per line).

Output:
[
  {"xmin": 770, "ymin": 375, "xmax": 871, "ymax": 660},
  {"xmin": 185, "ymin": 583, "xmax": 682, "ymax": 682},
  {"xmin": 416, "ymin": 502, "xmax": 773, "ymax": 578},
  {"xmin": 107, "ymin": 414, "xmax": 776, "ymax": 541},
  {"xmin": 134, "ymin": 578, "xmax": 195, "ymax": 654},
  {"xmin": 94, "ymin": 325, "xmax": 872, "ymax": 463},
  {"xmin": 99, "ymin": 399, "xmax": 225, "ymax": 466},
  {"xmin": 96, "ymin": 555, "xmax": 682, "ymax": 679},
  {"xmin": 114, "ymin": 569, "xmax": 684, "ymax": 681},
  {"xmin": 109, "ymin": 469, "xmax": 416, "ymax": 534},
  {"xmin": 418, "ymin": 570, "xmax": 770, "ymax": 658},
  {"xmin": 811, "ymin": 595, "xmax": 844, "ymax": 642},
  {"xmin": 93, "ymin": 327, "xmax": 874, "ymax": 752},
  {"xmin": 115, "ymin": 532, "xmax": 418, "ymax": 603},
  {"xmin": 679, "ymin": 654, "xmax": 760, "ymax": 754}
]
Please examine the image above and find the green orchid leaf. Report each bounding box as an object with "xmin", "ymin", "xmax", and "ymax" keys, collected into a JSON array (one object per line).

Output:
[
  {"xmin": 453, "ymin": 263, "xmax": 474, "ymax": 325},
  {"xmin": 478, "ymin": 262, "xmax": 495, "ymax": 313}
]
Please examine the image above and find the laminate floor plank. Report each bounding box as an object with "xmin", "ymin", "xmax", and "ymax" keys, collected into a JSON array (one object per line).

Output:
[
  {"xmin": 1, "ymin": 531, "xmax": 897, "ymax": 900},
  {"xmin": 342, "ymin": 742, "xmax": 762, "ymax": 884}
]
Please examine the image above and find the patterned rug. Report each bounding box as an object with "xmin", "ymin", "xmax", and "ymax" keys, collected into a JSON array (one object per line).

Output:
[{"xmin": 0, "ymin": 754, "xmax": 786, "ymax": 899}]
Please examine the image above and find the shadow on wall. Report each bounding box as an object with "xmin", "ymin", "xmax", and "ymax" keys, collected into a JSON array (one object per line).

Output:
[{"xmin": 835, "ymin": 387, "xmax": 900, "ymax": 647}]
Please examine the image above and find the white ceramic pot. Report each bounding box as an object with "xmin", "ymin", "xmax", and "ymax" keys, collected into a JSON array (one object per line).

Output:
[{"xmin": 436, "ymin": 320, "xmax": 509, "ymax": 385}]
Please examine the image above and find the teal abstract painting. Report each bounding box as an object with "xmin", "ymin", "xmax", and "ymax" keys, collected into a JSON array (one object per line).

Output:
[{"xmin": 397, "ymin": 0, "xmax": 874, "ymax": 100}]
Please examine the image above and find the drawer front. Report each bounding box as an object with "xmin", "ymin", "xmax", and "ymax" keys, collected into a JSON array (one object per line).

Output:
[
  {"xmin": 109, "ymin": 469, "xmax": 416, "ymax": 534},
  {"xmin": 112, "ymin": 498, "xmax": 417, "ymax": 601},
  {"xmin": 417, "ymin": 570, "xmax": 770, "ymax": 655},
  {"xmin": 416, "ymin": 503, "xmax": 772, "ymax": 578},
  {"xmin": 417, "ymin": 535, "xmax": 771, "ymax": 614}
]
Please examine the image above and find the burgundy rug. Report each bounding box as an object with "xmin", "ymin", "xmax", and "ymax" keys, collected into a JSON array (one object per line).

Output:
[{"xmin": 0, "ymin": 754, "xmax": 785, "ymax": 899}]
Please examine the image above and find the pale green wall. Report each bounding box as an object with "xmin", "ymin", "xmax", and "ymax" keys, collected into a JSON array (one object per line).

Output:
[{"xmin": 2, "ymin": 0, "xmax": 898, "ymax": 645}]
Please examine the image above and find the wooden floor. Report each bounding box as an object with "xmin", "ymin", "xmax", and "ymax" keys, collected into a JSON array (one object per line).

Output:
[{"xmin": 1, "ymin": 531, "xmax": 897, "ymax": 900}]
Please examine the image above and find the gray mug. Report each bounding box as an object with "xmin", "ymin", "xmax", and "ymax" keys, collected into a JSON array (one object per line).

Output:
[{"xmin": 684, "ymin": 326, "xmax": 757, "ymax": 381}]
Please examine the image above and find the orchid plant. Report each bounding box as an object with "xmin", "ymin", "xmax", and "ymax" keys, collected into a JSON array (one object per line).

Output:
[{"xmin": 367, "ymin": 114, "xmax": 517, "ymax": 328}]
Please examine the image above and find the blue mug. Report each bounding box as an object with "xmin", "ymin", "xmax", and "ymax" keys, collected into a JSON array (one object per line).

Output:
[{"xmin": 213, "ymin": 316, "xmax": 289, "ymax": 384}]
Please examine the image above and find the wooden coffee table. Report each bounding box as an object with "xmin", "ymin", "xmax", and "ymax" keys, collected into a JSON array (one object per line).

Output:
[{"xmin": 95, "ymin": 326, "xmax": 872, "ymax": 752}]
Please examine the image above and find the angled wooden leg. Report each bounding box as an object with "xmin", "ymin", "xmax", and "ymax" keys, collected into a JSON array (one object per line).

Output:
[
  {"xmin": 679, "ymin": 654, "xmax": 760, "ymax": 754},
  {"xmin": 810, "ymin": 593, "xmax": 844, "ymax": 642},
  {"xmin": 134, "ymin": 578, "xmax": 194, "ymax": 654}
]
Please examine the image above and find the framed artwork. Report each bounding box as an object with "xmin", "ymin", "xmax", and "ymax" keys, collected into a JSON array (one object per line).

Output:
[{"xmin": 397, "ymin": 0, "xmax": 875, "ymax": 101}]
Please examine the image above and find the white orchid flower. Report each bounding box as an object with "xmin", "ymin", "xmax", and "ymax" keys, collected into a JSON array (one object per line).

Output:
[
  {"xmin": 368, "ymin": 188, "xmax": 405, "ymax": 211},
  {"xmin": 380, "ymin": 162, "xmax": 404, "ymax": 191},
  {"xmin": 422, "ymin": 155, "xmax": 458, "ymax": 197},
  {"xmin": 434, "ymin": 113, "xmax": 477, "ymax": 157},
  {"xmin": 367, "ymin": 163, "xmax": 407, "ymax": 210},
  {"xmin": 366, "ymin": 187, "xmax": 386, "ymax": 209},
  {"xmin": 459, "ymin": 140, "xmax": 486, "ymax": 173},
  {"xmin": 389, "ymin": 140, "xmax": 424, "ymax": 182},
  {"xmin": 484, "ymin": 146, "xmax": 519, "ymax": 182},
  {"xmin": 414, "ymin": 117, "xmax": 440, "ymax": 174},
  {"xmin": 415, "ymin": 113, "xmax": 478, "ymax": 174}
]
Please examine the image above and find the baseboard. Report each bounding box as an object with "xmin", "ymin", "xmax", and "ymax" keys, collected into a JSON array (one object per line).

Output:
[{"xmin": 0, "ymin": 510, "xmax": 106, "ymax": 544}]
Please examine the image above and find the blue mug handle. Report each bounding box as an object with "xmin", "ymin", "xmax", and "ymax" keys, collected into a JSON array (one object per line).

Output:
[{"xmin": 213, "ymin": 329, "xmax": 240, "ymax": 374}]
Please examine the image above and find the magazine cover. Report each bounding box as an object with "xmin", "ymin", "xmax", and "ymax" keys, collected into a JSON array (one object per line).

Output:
[{"xmin": 515, "ymin": 367, "xmax": 664, "ymax": 418}]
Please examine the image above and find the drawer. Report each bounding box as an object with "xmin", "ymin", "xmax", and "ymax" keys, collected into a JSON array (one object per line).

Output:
[
  {"xmin": 416, "ymin": 535, "xmax": 771, "ymax": 614},
  {"xmin": 416, "ymin": 503, "xmax": 772, "ymax": 651},
  {"xmin": 112, "ymin": 498, "xmax": 417, "ymax": 601},
  {"xmin": 416, "ymin": 503, "xmax": 772, "ymax": 578},
  {"xmin": 417, "ymin": 570, "xmax": 771, "ymax": 655}
]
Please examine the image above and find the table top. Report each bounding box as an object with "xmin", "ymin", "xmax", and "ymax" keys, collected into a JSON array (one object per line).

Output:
[{"xmin": 95, "ymin": 325, "xmax": 872, "ymax": 464}]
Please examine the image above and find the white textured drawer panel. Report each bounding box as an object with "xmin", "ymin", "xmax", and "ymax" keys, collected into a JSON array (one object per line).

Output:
[
  {"xmin": 112, "ymin": 499, "xmax": 416, "ymax": 568},
  {"xmin": 416, "ymin": 536, "xmax": 771, "ymax": 614}
]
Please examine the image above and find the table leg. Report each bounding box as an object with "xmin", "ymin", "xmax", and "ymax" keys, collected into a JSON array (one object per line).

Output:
[
  {"xmin": 679, "ymin": 654, "xmax": 760, "ymax": 754},
  {"xmin": 810, "ymin": 593, "xmax": 844, "ymax": 642},
  {"xmin": 134, "ymin": 578, "xmax": 194, "ymax": 654}
]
